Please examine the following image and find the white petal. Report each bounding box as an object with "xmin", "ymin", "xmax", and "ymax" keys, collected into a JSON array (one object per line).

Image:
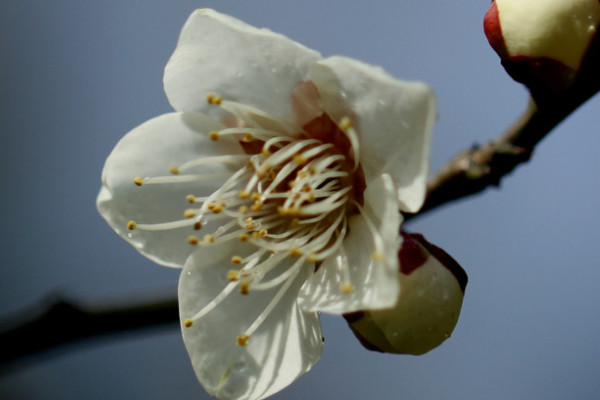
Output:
[
  {"xmin": 298, "ymin": 174, "xmax": 402, "ymax": 314},
  {"xmin": 309, "ymin": 56, "xmax": 436, "ymax": 213},
  {"xmin": 164, "ymin": 9, "xmax": 322, "ymax": 122},
  {"xmin": 179, "ymin": 243, "xmax": 322, "ymax": 400},
  {"xmin": 97, "ymin": 112, "xmax": 244, "ymax": 267}
]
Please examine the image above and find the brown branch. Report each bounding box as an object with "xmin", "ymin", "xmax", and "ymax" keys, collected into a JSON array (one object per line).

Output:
[
  {"xmin": 0, "ymin": 293, "xmax": 179, "ymax": 372},
  {"xmin": 410, "ymin": 29, "xmax": 600, "ymax": 220}
]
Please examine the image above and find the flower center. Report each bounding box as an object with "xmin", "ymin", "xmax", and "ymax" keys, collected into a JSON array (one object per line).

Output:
[{"xmin": 128, "ymin": 93, "xmax": 368, "ymax": 345}]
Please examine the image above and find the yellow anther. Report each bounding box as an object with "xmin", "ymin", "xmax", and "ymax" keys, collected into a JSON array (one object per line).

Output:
[
  {"xmin": 301, "ymin": 184, "xmax": 311, "ymax": 192},
  {"xmin": 127, "ymin": 221, "xmax": 137, "ymax": 230},
  {"xmin": 169, "ymin": 166, "xmax": 180, "ymax": 175},
  {"xmin": 259, "ymin": 229, "xmax": 268, "ymax": 237},
  {"xmin": 227, "ymin": 270, "xmax": 239, "ymax": 281},
  {"xmin": 211, "ymin": 205, "xmax": 223, "ymax": 214},
  {"xmin": 372, "ymin": 251, "xmax": 383, "ymax": 262},
  {"xmin": 193, "ymin": 221, "xmax": 203, "ymax": 230},
  {"xmin": 293, "ymin": 154, "xmax": 307, "ymax": 165},
  {"xmin": 238, "ymin": 205, "xmax": 249, "ymax": 214},
  {"xmin": 341, "ymin": 282, "xmax": 355, "ymax": 294},
  {"xmin": 207, "ymin": 203, "xmax": 215, "ymax": 211},
  {"xmin": 188, "ymin": 236, "xmax": 199, "ymax": 245},
  {"xmin": 239, "ymin": 190, "xmax": 250, "ymax": 199},
  {"xmin": 236, "ymin": 334, "xmax": 250, "ymax": 346},
  {"xmin": 206, "ymin": 93, "xmax": 222, "ymax": 105},
  {"xmin": 239, "ymin": 282, "xmax": 250, "ymax": 295},
  {"xmin": 239, "ymin": 233, "xmax": 249, "ymax": 242},
  {"xmin": 186, "ymin": 194, "xmax": 196, "ymax": 204},
  {"xmin": 307, "ymin": 253, "xmax": 319, "ymax": 262},
  {"xmin": 339, "ymin": 116, "xmax": 352, "ymax": 131},
  {"xmin": 209, "ymin": 131, "xmax": 220, "ymax": 141},
  {"xmin": 133, "ymin": 177, "xmax": 143, "ymax": 186},
  {"xmin": 241, "ymin": 134, "xmax": 254, "ymax": 142},
  {"xmin": 183, "ymin": 319, "xmax": 193, "ymax": 328},
  {"xmin": 252, "ymin": 231, "xmax": 262, "ymax": 239},
  {"xmin": 184, "ymin": 209, "xmax": 196, "ymax": 219},
  {"xmin": 297, "ymin": 170, "xmax": 308, "ymax": 179},
  {"xmin": 289, "ymin": 248, "xmax": 303, "ymax": 257},
  {"xmin": 251, "ymin": 202, "xmax": 263, "ymax": 212},
  {"xmin": 277, "ymin": 206, "xmax": 287, "ymax": 216},
  {"xmin": 231, "ymin": 256, "xmax": 243, "ymax": 264},
  {"xmin": 251, "ymin": 193, "xmax": 261, "ymax": 201},
  {"xmin": 261, "ymin": 148, "xmax": 271, "ymax": 157},
  {"xmin": 204, "ymin": 234, "xmax": 215, "ymax": 243}
]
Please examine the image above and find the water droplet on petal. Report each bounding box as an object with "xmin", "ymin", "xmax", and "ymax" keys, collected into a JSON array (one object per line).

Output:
[{"xmin": 233, "ymin": 362, "xmax": 247, "ymax": 373}]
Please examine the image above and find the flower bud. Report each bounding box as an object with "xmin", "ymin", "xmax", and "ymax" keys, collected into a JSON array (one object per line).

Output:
[
  {"xmin": 484, "ymin": 0, "xmax": 600, "ymax": 92},
  {"xmin": 344, "ymin": 232, "xmax": 467, "ymax": 355}
]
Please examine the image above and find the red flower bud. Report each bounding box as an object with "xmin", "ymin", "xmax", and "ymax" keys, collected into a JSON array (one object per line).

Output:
[
  {"xmin": 484, "ymin": 0, "xmax": 600, "ymax": 92},
  {"xmin": 344, "ymin": 232, "xmax": 467, "ymax": 355}
]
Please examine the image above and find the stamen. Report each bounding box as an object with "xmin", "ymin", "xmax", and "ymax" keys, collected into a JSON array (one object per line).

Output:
[
  {"xmin": 289, "ymin": 248, "xmax": 303, "ymax": 257},
  {"xmin": 304, "ymin": 214, "xmax": 348, "ymax": 260},
  {"xmin": 206, "ymin": 93, "xmax": 222, "ymax": 105},
  {"xmin": 250, "ymin": 256, "xmax": 305, "ymax": 291},
  {"xmin": 231, "ymin": 256, "xmax": 243, "ymax": 264},
  {"xmin": 204, "ymin": 234, "xmax": 215, "ymax": 243},
  {"xmin": 240, "ymin": 265, "xmax": 302, "ymax": 340},
  {"xmin": 127, "ymin": 221, "xmax": 137, "ymax": 230},
  {"xmin": 227, "ymin": 270, "xmax": 239, "ymax": 281},
  {"xmin": 257, "ymin": 139, "xmax": 320, "ymax": 176},
  {"xmin": 341, "ymin": 282, "xmax": 355, "ymax": 294},
  {"xmin": 236, "ymin": 334, "xmax": 250, "ymax": 346},
  {"xmin": 133, "ymin": 218, "xmax": 201, "ymax": 231},
  {"xmin": 137, "ymin": 173, "xmax": 234, "ymax": 185},
  {"xmin": 339, "ymin": 116, "xmax": 360, "ymax": 170},
  {"xmin": 239, "ymin": 282, "xmax": 250, "ymax": 295},
  {"xmin": 220, "ymin": 99, "xmax": 298, "ymax": 134},
  {"xmin": 169, "ymin": 166, "xmax": 180, "ymax": 175},
  {"xmin": 188, "ymin": 236, "xmax": 199, "ymax": 245},
  {"xmin": 339, "ymin": 116, "xmax": 352, "ymax": 131},
  {"xmin": 184, "ymin": 209, "xmax": 197, "ymax": 218},
  {"xmin": 178, "ymin": 155, "xmax": 251, "ymax": 172}
]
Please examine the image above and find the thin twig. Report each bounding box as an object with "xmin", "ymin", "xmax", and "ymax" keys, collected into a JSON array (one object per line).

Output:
[
  {"xmin": 411, "ymin": 30, "xmax": 600, "ymax": 219},
  {"xmin": 0, "ymin": 294, "xmax": 179, "ymax": 372}
]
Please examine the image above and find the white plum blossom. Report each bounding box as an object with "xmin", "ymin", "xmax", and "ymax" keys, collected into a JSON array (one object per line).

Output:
[{"xmin": 97, "ymin": 9, "xmax": 435, "ymax": 400}]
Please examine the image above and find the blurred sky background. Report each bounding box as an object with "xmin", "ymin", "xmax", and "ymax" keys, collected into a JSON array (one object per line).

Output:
[{"xmin": 1, "ymin": 1, "xmax": 600, "ymax": 399}]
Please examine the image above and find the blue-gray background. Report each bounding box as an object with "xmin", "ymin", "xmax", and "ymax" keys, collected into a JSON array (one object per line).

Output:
[{"xmin": 2, "ymin": 1, "xmax": 599, "ymax": 399}]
